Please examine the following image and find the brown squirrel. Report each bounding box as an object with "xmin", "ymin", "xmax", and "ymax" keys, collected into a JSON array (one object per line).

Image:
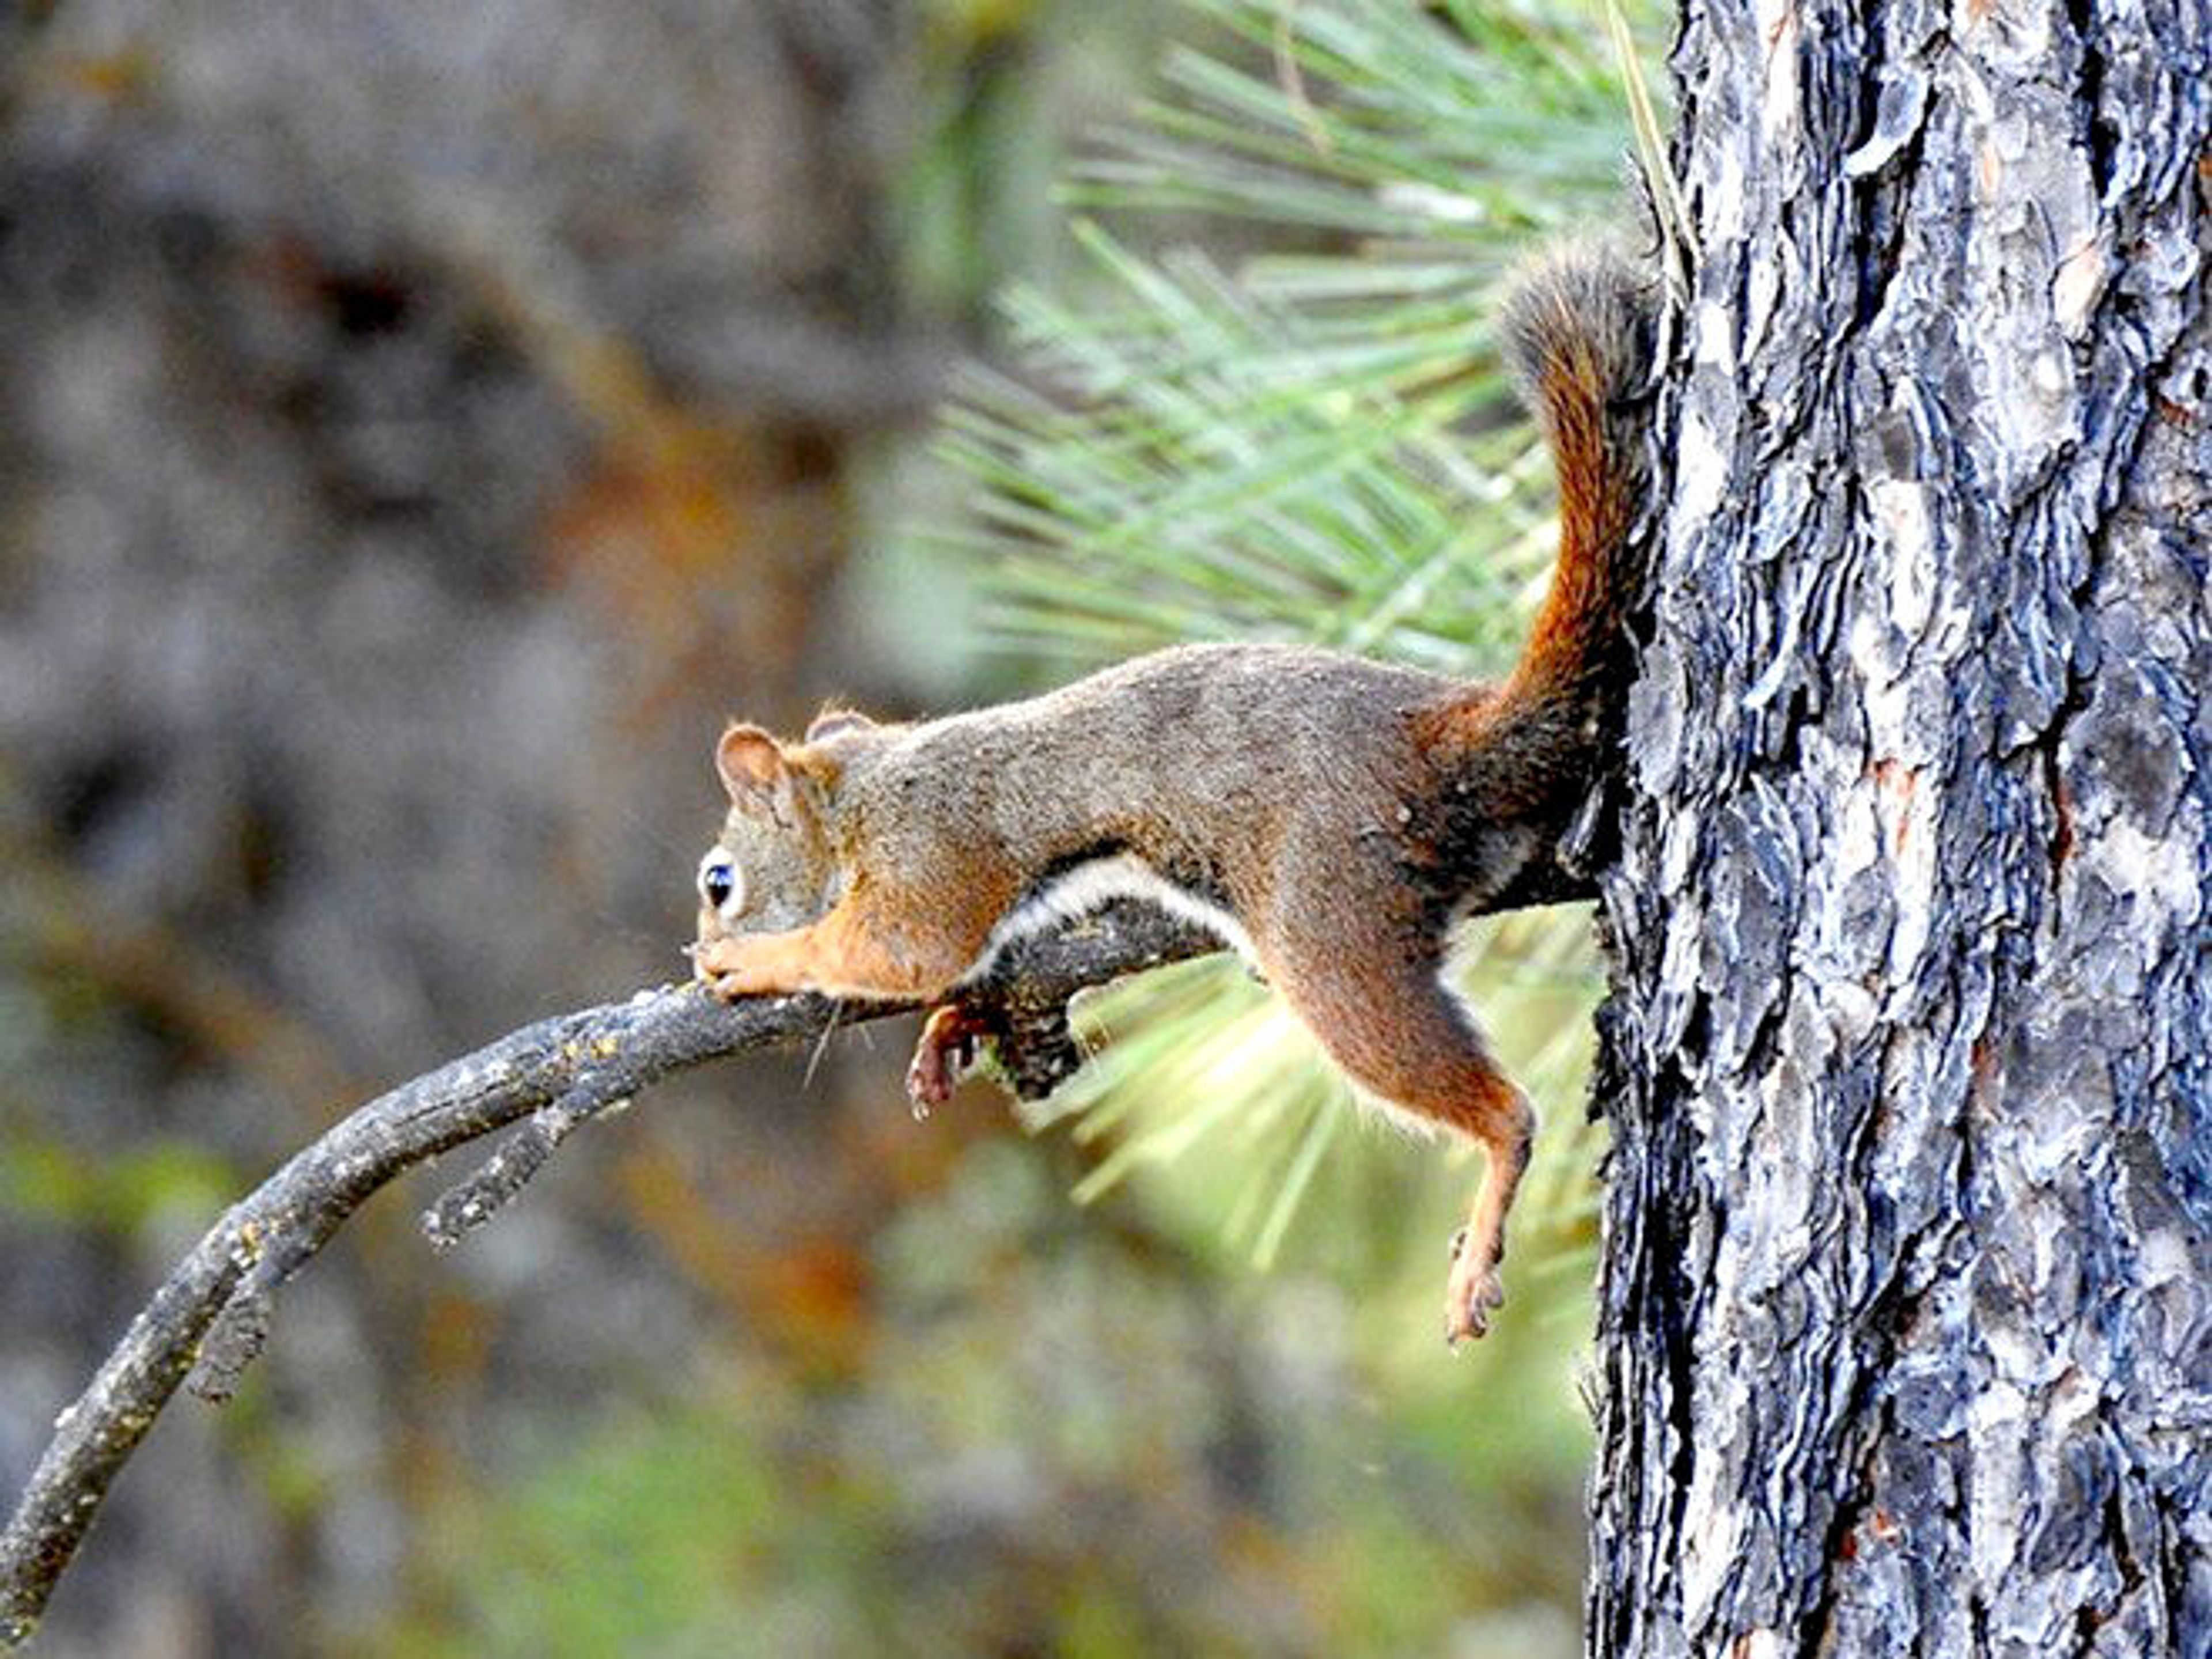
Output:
[{"xmin": 692, "ymin": 245, "xmax": 1653, "ymax": 1343}]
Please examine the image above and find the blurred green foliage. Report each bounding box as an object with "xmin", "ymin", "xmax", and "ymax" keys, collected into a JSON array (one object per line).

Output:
[
  {"xmin": 0, "ymin": 1128, "xmax": 236, "ymax": 1234},
  {"xmin": 391, "ymin": 1135, "xmax": 1594, "ymax": 1657}
]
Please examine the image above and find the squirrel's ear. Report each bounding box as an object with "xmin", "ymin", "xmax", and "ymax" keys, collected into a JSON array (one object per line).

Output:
[
  {"xmin": 804, "ymin": 707, "xmax": 876, "ymax": 744},
  {"xmin": 715, "ymin": 722, "xmax": 791, "ymax": 801}
]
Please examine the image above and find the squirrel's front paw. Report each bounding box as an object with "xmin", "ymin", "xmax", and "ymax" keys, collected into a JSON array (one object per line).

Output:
[
  {"xmin": 703, "ymin": 969, "xmax": 756, "ymax": 1002},
  {"xmin": 694, "ymin": 938, "xmax": 791, "ymax": 1000},
  {"xmin": 1444, "ymin": 1228, "xmax": 1505, "ymax": 1346}
]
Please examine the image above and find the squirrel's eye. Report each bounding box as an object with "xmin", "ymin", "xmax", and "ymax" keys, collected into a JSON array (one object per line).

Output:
[{"xmin": 697, "ymin": 854, "xmax": 744, "ymax": 918}]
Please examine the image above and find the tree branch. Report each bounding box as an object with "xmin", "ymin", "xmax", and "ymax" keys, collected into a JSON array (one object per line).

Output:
[{"xmin": 0, "ymin": 904, "xmax": 1213, "ymax": 1649}]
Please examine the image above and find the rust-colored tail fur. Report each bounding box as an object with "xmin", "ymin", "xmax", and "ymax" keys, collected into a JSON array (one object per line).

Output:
[
  {"xmin": 1414, "ymin": 245, "xmax": 1654, "ymax": 825},
  {"xmin": 1498, "ymin": 243, "xmax": 1654, "ymax": 711}
]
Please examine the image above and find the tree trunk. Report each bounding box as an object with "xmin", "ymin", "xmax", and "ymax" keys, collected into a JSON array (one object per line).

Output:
[{"xmin": 1587, "ymin": 0, "xmax": 2209, "ymax": 1651}]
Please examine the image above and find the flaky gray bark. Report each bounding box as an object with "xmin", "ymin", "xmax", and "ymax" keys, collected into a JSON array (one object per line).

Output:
[{"xmin": 1589, "ymin": 0, "xmax": 2208, "ymax": 1653}]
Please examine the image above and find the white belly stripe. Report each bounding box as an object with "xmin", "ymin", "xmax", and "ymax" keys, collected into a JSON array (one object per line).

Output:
[{"xmin": 958, "ymin": 853, "xmax": 1256, "ymax": 984}]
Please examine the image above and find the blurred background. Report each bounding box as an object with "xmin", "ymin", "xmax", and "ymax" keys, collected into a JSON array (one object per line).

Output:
[{"xmin": 0, "ymin": 1, "xmax": 1650, "ymax": 1653}]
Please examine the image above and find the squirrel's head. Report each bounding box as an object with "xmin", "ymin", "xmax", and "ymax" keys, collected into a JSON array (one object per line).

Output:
[{"xmin": 693, "ymin": 719, "xmax": 850, "ymax": 949}]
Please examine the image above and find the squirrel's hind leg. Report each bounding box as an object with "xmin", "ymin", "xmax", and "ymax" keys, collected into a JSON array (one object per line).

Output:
[
  {"xmin": 1442, "ymin": 1094, "xmax": 1532, "ymax": 1343},
  {"xmin": 1257, "ymin": 889, "xmax": 1534, "ymax": 1344}
]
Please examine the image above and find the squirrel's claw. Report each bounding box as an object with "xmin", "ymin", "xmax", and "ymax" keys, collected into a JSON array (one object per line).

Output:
[
  {"xmin": 1443, "ymin": 1228, "xmax": 1506, "ymax": 1347},
  {"xmin": 694, "ymin": 941, "xmax": 760, "ymax": 1002}
]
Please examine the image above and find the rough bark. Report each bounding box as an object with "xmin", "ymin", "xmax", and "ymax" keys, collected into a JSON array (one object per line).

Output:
[
  {"xmin": 1588, "ymin": 0, "xmax": 2209, "ymax": 1653},
  {"xmin": 0, "ymin": 907, "xmax": 1210, "ymax": 1650}
]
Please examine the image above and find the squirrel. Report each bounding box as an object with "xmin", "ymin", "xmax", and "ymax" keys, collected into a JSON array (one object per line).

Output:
[{"xmin": 691, "ymin": 245, "xmax": 1654, "ymax": 1344}]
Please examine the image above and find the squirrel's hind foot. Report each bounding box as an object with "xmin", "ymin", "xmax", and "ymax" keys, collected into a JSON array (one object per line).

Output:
[
  {"xmin": 906, "ymin": 1003, "xmax": 989, "ymax": 1115},
  {"xmin": 1444, "ymin": 1228, "xmax": 1506, "ymax": 1346}
]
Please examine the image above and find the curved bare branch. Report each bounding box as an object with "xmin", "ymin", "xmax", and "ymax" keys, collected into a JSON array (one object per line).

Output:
[{"xmin": 0, "ymin": 905, "xmax": 1213, "ymax": 1649}]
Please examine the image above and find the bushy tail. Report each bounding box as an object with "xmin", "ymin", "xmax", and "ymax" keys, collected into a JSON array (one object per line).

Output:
[
  {"xmin": 1415, "ymin": 245, "xmax": 1663, "ymax": 898},
  {"xmin": 1410, "ymin": 244, "xmax": 1654, "ymax": 829},
  {"xmin": 1496, "ymin": 242, "xmax": 1656, "ymax": 712}
]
